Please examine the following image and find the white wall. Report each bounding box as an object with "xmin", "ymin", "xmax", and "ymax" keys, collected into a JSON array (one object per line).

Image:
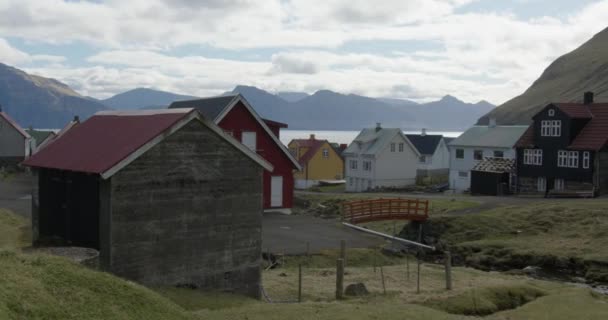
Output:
[{"xmin": 448, "ymin": 146, "xmax": 515, "ymax": 191}]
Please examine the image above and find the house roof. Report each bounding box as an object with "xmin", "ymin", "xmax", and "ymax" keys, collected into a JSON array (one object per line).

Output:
[
  {"xmin": 449, "ymin": 126, "xmax": 528, "ymax": 149},
  {"xmin": 472, "ymin": 157, "xmax": 515, "ymax": 173},
  {"xmin": 0, "ymin": 112, "xmax": 30, "ymax": 139},
  {"xmin": 169, "ymin": 94, "xmax": 301, "ymax": 170},
  {"xmin": 344, "ymin": 128, "xmax": 420, "ymax": 157},
  {"xmin": 263, "ymin": 118, "xmax": 288, "ymax": 129},
  {"xmin": 22, "ymin": 109, "xmax": 273, "ymax": 178},
  {"xmin": 26, "ymin": 129, "xmax": 55, "ymax": 145},
  {"xmin": 516, "ymin": 103, "xmax": 608, "ymax": 150},
  {"xmin": 290, "ymin": 138, "xmax": 327, "ymax": 166},
  {"xmin": 404, "ymin": 134, "xmax": 443, "ymax": 155}
]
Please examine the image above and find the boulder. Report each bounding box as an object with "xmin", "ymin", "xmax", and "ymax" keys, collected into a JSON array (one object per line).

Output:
[{"xmin": 344, "ymin": 283, "xmax": 369, "ymax": 297}]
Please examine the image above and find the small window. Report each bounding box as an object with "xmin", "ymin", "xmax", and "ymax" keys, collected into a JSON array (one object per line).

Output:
[
  {"xmin": 455, "ymin": 149, "xmax": 464, "ymax": 159},
  {"xmin": 322, "ymin": 148, "xmax": 329, "ymax": 158},
  {"xmin": 473, "ymin": 150, "xmax": 483, "ymax": 161},
  {"xmin": 350, "ymin": 160, "xmax": 358, "ymax": 170},
  {"xmin": 568, "ymin": 151, "xmax": 579, "ymax": 168},
  {"xmin": 548, "ymin": 109, "xmax": 555, "ymax": 117},
  {"xmin": 398, "ymin": 143, "xmax": 404, "ymax": 152},
  {"xmin": 241, "ymin": 131, "xmax": 257, "ymax": 151},
  {"xmin": 583, "ymin": 151, "xmax": 590, "ymax": 169},
  {"xmin": 555, "ymin": 179, "xmax": 565, "ymax": 191},
  {"xmin": 557, "ymin": 150, "xmax": 568, "ymax": 167},
  {"xmin": 390, "ymin": 143, "xmax": 396, "ymax": 152},
  {"xmin": 363, "ymin": 161, "xmax": 372, "ymax": 171},
  {"xmin": 524, "ymin": 149, "xmax": 542, "ymax": 165},
  {"xmin": 419, "ymin": 155, "xmax": 427, "ymax": 163},
  {"xmin": 458, "ymin": 171, "xmax": 468, "ymax": 178},
  {"xmin": 290, "ymin": 148, "xmax": 298, "ymax": 157},
  {"xmin": 493, "ymin": 150, "xmax": 504, "ymax": 158},
  {"xmin": 537, "ymin": 177, "xmax": 546, "ymax": 192},
  {"xmin": 349, "ymin": 178, "xmax": 353, "ymax": 186}
]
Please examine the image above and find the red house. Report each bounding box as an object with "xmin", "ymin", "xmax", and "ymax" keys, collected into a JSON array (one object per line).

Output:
[{"xmin": 170, "ymin": 94, "xmax": 301, "ymax": 211}]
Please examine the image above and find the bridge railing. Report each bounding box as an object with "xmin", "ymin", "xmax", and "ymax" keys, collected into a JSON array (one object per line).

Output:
[{"xmin": 342, "ymin": 198, "xmax": 429, "ymax": 224}]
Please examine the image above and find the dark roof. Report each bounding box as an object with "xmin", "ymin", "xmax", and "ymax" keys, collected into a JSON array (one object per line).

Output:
[
  {"xmin": 263, "ymin": 118, "xmax": 288, "ymax": 129},
  {"xmin": 518, "ymin": 102, "xmax": 608, "ymax": 150},
  {"xmin": 168, "ymin": 95, "xmax": 237, "ymax": 120},
  {"xmin": 23, "ymin": 109, "xmax": 195, "ymax": 175},
  {"xmin": 404, "ymin": 134, "xmax": 443, "ymax": 155},
  {"xmin": 0, "ymin": 112, "xmax": 30, "ymax": 139},
  {"xmin": 472, "ymin": 157, "xmax": 515, "ymax": 173}
]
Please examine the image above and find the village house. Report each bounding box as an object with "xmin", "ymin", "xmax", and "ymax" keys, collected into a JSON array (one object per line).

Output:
[
  {"xmin": 0, "ymin": 104, "xmax": 33, "ymax": 167},
  {"xmin": 515, "ymin": 92, "xmax": 608, "ymax": 197},
  {"xmin": 26, "ymin": 128, "xmax": 56, "ymax": 153},
  {"xmin": 170, "ymin": 95, "xmax": 301, "ymax": 212},
  {"xmin": 405, "ymin": 129, "xmax": 450, "ymax": 183},
  {"xmin": 23, "ymin": 108, "xmax": 272, "ymax": 298},
  {"xmin": 343, "ymin": 124, "xmax": 420, "ymax": 192},
  {"xmin": 288, "ymin": 134, "xmax": 345, "ymax": 189},
  {"xmin": 448, "ymin": 121, "xmax": 528, "ymax": 192}
]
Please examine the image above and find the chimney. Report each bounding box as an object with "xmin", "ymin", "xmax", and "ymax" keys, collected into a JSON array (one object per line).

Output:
[
  {"xmin": 584, "ymin": 91, "xmax": 594, "ymax": 105},
  {"xmin": 375, "ymin": 122, "xmax": 382, "ymax": 132},
  {"xmin": 489, "ymin": 117, "xmax": 497, "ymax": 128},
  {"xmin": 421, "ymin": 128, "xmax": 427, "ymax": 136},
  {"xmin": 73, "ymin": 115, "xmax": 80, "ymax": 122},
  {"xmin": 310, "ymin": 134, "xmax": 316, "ymax": 140}
]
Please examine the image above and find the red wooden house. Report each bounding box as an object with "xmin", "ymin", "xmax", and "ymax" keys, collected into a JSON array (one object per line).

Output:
[{"xmin": 170, "ymin": 94, "xmax": 301, "ymax": 211}]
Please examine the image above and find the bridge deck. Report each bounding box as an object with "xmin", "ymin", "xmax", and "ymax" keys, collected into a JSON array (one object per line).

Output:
[{"xmin": 342, "ymin": 198, "xmax": 429, "ymax": 224}]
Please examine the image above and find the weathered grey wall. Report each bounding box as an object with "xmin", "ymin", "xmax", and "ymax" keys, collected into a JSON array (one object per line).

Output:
[
  {"xmin": 108, "ymin": 120, "xmax": 263, "ymax": 298},
  {"xmin": 0, "ymin": 115, "xmax": 26, "ymax": 158}
]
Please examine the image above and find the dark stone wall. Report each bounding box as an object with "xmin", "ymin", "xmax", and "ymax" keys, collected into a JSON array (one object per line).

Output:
[{"xmin": 108, "ymin": 120, "xmax": 263, "ymax": 298}]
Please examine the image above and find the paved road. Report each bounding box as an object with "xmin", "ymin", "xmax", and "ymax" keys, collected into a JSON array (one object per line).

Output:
[{"xmin": 262, "ymin": 212, "xmax": 384, "ymax": 254}]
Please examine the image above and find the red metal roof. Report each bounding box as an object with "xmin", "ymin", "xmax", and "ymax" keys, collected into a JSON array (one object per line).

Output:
[
  {"xmin": 292, "ymin": 138, "xmax": 326, "ymax": 166},
  {"xmin": 23, "ymin": 109, "xmax": 193, "ymax": 175},
  {"xmin": 554, "ymin": 103, "xmax": 593, "ymax": 119},
  {"xmin": 569, "ymin": 103, "xmax": 608, "ymax": 150},
  {"xmin": 0, "ymin": 112, "xmax": 30, "ymax": 139},
  {"xmin": 262, "ymin": 118, "xmax": 288, "ymax": 129},
  {"xmin": 514, "ymin": 125, "xmax": 534, "ymax": 148}
]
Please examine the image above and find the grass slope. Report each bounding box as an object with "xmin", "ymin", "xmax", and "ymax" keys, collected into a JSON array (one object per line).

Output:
[{"xmin": 0, "ymin": 209, "xmax": 30, "ymax": 249}]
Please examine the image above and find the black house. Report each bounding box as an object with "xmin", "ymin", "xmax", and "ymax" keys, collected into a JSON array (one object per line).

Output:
[{"xmin": 515, "ymin": 92, "xmax": 608, "ymax": 197}]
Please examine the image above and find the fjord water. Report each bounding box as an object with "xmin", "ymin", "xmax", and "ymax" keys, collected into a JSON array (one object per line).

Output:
[{"xmin": 279, "ymin": 130, "xmax": 463, "ymax": 145}]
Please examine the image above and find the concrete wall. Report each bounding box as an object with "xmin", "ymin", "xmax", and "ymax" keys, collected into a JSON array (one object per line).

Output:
[{"xmin": 107, "ymin": 120, "xmax": 263, "ymax": 298}]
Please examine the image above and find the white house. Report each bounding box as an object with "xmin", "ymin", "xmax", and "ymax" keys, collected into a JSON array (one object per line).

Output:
[
  {"xmin": 343, "ymin": 124, "xmax": 420, "ymax": 192},
  {"xmin": 448, "ymin": 122, "xmax": 528, "ymax": 192},
  {"xmin": 405, "ymin": 129, "xmax": 450, "ymax": 181}
]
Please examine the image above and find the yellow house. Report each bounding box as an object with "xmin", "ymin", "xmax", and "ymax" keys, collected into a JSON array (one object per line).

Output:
[{"xmin": 288, "ymin": 134, "xmax": 345, "ymax": 189}]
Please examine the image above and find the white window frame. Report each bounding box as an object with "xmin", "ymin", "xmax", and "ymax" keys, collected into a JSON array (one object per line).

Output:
[
  {"xmin": 557, "ymin": 150, "xmax": 568, "ymax": 167},
  {"xmin": 541, "ymin": 120, "xmax": 551, "ymax": 137},
  {"xmin": 322, "ymin": 148, "xmax": 329, "ymax": 158},
  {"xmin": 541, "ymin": 120, "xmax": 561, "ymax": 137},
  {"xmin": 555, "ymin": 179, "xmax": 565, "ymax": 191},
  {"xmin": 548, "ymin": 109, "xmax": 555, "ymax": 117},
  {"xmin": 363, "ymin": 161, "xmax": 372, "ymax": 171},
  {"xmin": 568, "ymin": 151, "xmax": 579, "ymax": 168},
  {"xmin": 553, "ymin": 120, "xmax": 561, "ymax": 137},
  {"xmin": 455, "ymin": 149, "xmax": 464, "ymax": 159},
  {"xmin": 398, "ymin": 143, "xmax": 404, "ymax": 152},
  {"xmin": 583, "ymin": 151, "xmax": 590, "ymax": 169},
  {"xmin": 473, "ymin": 149, "xmax": 483, "ymax": 161},
  {"xmin": 537, "ymin": 177, "xmax": 546, "ymax": 192},
  {"xmin": 390, "ymin": 143, "xmax": 396, "ymax": 152},
  {"xmin": 523, "ymin": 149, "xmax": 542, "ymax": 165},
  {"xmin": 350, "ymin": 160, "xmax": 358, "ymax": 170},
  {"xmin": 241, "ymin": 131, "xmax": 257, "ymax": 151}
]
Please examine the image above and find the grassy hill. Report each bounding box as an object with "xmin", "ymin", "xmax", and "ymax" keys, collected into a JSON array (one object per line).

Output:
[{"xmin": 479, "ymin": 27, "xmax": 608, "ymax": 125}]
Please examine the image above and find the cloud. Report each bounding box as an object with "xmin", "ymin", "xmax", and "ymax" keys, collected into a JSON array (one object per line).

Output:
[
  {"xmin": 0, "ymin": 37, "xmax": 65, "ymax": 65},
  {"xmin": 269, "ymin": 53, "xmax": 320, "ymax": 74}
]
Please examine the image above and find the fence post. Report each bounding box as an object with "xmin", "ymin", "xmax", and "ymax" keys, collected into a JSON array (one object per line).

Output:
[
  {"xmin": 380, "ymin": 266, "xmax": 387, "ymax": 295},
  {"xmin": 406, "ymin": 255, "xmax": 410, "ymax": 281},
  {"xmin": 445, "ymin": 251, "xmax": 452, "ymax": 290},
  {"xmin": 298, "ymin": 263, "xmax": 303, "ymax": 302},
  {"xmin": 336, "ymin": 258, "xmax": 344, "ymax": 300},
  {"xmin": 416, "ymin": 252, "xmax": 421, "ymax": 294},
  {"xmin": 340, "ymin": 239, "xmax": 346, "ymax": 267}
]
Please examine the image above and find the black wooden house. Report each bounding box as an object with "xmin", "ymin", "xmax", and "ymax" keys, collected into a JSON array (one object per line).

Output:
[{"xmin": 515, "ymin": 92, "xmax": 608, "ymax": 197}]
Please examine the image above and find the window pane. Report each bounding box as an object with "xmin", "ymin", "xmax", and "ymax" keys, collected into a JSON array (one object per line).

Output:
[
  {"xmin": 456, "ymin": 149, "xmax": 464, "ymax": 159},
  {"xmin": 474, "ymin": 150, "xmax": 483, "ymax": 160}
]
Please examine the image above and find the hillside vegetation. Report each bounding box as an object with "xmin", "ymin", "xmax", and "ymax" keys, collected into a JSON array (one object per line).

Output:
[{"xmin": 480, "ymin": 27, "xmax": 608, "ymax": 125}]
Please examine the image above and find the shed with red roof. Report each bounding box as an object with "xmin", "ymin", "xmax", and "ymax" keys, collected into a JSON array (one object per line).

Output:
[
  {"xmin": 515, "ymin": 92, "xmax": 608, "ymax": 197},
  {"xmin": 23, "ymin": 108, "xmax": 271, "ymax": 298}
]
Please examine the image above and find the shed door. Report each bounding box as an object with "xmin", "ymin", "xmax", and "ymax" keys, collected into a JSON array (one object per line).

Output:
[
  {"xmin": 271, "ymin": 176, "xmax": 283, "ymax": 207},
  {"xmin": 242, "ymin": 131, "xmax": 257, "ymax": 151}
]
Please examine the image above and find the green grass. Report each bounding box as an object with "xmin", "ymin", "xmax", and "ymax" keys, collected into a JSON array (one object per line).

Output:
[
  {"xmin": 0, "ymin": 209, "xmax": 30, "ymax": 249},
  {"xmin": 280, "ymin": 248, "xmax": 407, "ymax": 269}
]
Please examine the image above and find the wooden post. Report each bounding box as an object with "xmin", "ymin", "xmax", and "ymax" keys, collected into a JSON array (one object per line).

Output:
[
  {"xmin": 340, "ymin": 240, "xmax": 346, "ymax": 266},
  {"xmin": 298, "ymin": 263, "xmax": 303, "ymax": 302},
  {"xmin": 406, "ymin": 255, "xmax": 410, "ymax": 281},
  {"xmin": 416, "ymin": 252, "xmax": 421, "ymax": 294},
  {"xmin": 373, "ymin": 254, "xmax": 377, "ymax": 273},
  {"xmin": 380, "ymin": 266, "xmax": 387, "ymax": 295},
  {"xmin": 336, "ymin": 258, "xmax": 344, "ymax": 300},
  {"xmin": 445, "ymin": 251, "xmax": 452, "ymax": 290}
]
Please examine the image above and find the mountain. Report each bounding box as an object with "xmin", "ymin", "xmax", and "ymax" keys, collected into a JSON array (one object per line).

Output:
[
  {"xmin": 0, "ymin": 63, "xmax": 107, "ymax": 128},
  {"xmin": 277, "ymin": 91, "xmax": 309, "ymax": 103},
  {"xmin": 101, "ymin": 88, "xmax": 198, "ymax": 110},
  {"xmin": 232, "ymin": 86, "xmax": 494, "ymax": 130},
  {"xmin": 479, "ymin": 27, "xmax": 608, "ymax": 125}
]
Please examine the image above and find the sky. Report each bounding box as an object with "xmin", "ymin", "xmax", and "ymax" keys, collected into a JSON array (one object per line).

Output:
[{"xmin": 0, "ymin": 0, "xmax": 607, "ymax": 104}]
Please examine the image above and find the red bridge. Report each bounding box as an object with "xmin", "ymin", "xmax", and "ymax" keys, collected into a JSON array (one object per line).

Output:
[{"xmin": 342, "ymin": 198, "xmax": 429, "ymax": 224}]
